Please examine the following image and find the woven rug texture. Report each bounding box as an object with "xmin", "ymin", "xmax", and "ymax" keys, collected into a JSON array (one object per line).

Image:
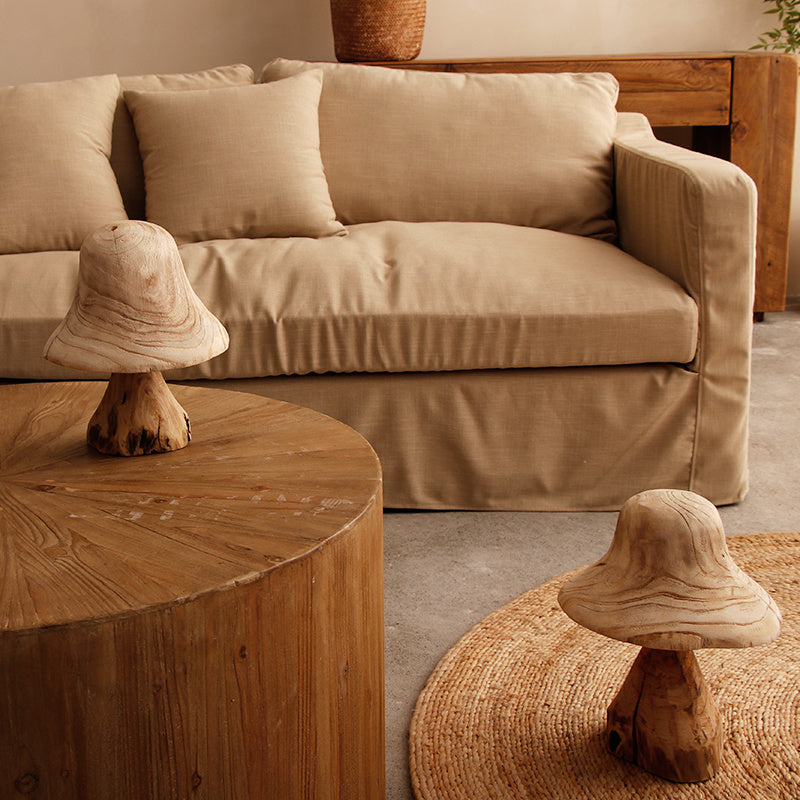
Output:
[{"xmin": 409, "ymin": 532, "xmax": 800, "ymax": 799}]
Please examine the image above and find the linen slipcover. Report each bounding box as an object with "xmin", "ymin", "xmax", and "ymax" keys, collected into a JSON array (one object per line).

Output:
[
  {"xmin": 614, "ymin": 114, "xmax": 756, "ymax": 503},
  {"xmin": 0, "ymin": 74, "xmax": 126, "ymax": 254},
  {"xmin": 0, "ymin": 49, "xmax": 757, "ymax": 512},
  {"xmin": 189, "ymin": 366, "xmax": 699, "ymax": 510},
  {"xmin": 125, "ymin": 72, "xmax": 344, "ymax": 243},
  {"xmin": 260, "ymin": 58, "xmax": 619, "ymax": 241},
  {"xmin": 186, "ymin": 118, "xmax": 755, "ymax": 509},
  {"xmin": 0, "ymin": 223, "xmax": 696, "ymax": 381},
  {"xmin": 115, "ymin": 64, "xmax": 255, "ymax": 220}
]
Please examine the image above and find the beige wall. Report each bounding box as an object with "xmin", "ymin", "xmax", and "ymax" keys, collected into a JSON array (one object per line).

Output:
[
  {"xmin": 0, "ymin": 0, "xmax": 768, "ymax": 84},
  {"xmin": 1, "ymin": 0, "xmax": 797, "ymax": 293},
  {"xmin": 0, "ymin": 0, "xmax": 335, "ymax": 84}
]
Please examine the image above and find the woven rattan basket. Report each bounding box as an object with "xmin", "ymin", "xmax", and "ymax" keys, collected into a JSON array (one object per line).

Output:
[{"xmin": 330, "ymin": 0, "xmax": 426, "ymax": 62}]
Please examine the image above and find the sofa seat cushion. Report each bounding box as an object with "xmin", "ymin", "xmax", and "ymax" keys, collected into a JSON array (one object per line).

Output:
[
  {"xmin": 169, "ymin": 221, "xmax": 697, "ymax": 379},
  {"xmin": 0, "ymin": 222, "xmax": 697, "ymax": 381},
  {"xmin": 0, "ymin": 250, "xmax": 82, "ymax": 380}
]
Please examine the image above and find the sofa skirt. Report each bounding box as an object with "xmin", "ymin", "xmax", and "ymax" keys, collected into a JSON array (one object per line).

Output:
[{"xmin": 178, "ymin": 363, "xmax": 733, "ymax": 512}]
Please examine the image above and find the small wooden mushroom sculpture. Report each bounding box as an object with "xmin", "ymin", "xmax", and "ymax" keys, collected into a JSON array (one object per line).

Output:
[
  {"xmin": 558, "ymin": 489, "xmax": 781, "ymax": 784},
  {"xmin": 44, "ymin": 221, "xmax": 229, "ymax": 456}
]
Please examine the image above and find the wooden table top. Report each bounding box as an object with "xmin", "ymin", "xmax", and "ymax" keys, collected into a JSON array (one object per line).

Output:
[{"xmin": 0, "ymin": 382, "xmax": 382, "ymax": 634}]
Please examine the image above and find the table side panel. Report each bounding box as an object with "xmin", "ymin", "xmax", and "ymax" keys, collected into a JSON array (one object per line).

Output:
[
  {"xmin": 0, "ymin": 495, "xmax": 385, "ymax": 799},
  {"xmin": 0, "ymin": 383, "xmax": 385, "ymax": 798}
]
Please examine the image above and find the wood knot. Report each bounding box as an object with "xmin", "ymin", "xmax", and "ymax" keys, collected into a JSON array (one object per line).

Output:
[
  {"xmin": 730, "ymin": 119, "xmax": 748, "ymax": 143},
  {"xmin": 14, "ymin": 773, "xmax": 39, "ymax": 794}
]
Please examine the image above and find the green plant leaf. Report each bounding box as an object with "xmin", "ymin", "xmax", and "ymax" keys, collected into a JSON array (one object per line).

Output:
[{"xmin": 755, "ymin": 0, "xmax": 800, "ymax": 53}]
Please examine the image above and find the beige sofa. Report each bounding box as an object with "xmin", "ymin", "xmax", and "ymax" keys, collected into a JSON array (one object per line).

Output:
[{"xmin": 0, "ymin": 60, "xmax": 756, "ymax": 510}]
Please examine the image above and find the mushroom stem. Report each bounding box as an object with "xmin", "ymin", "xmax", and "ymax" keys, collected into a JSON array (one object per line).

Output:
[
  {"xmin": 87, "ymin": 371, "xmax": 191, "ymax": 456},
  {"xmin": 606, "ymin": 647, "xmax": 722, "ymax": 783}
]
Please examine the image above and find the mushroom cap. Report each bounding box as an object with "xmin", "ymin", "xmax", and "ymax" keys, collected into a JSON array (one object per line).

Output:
[
  {"xmin": 44, "ymin": 221, "xmax": 229, "ymax": 373},
  {"xmin": 558, "ymin": 489, "xmax": 781, "ymax": 650}
]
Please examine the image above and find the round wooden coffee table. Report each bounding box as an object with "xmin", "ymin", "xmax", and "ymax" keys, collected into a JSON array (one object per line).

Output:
[{"xmin": 0, "ymin": 382, "xmax": 384, "ymax": 799}]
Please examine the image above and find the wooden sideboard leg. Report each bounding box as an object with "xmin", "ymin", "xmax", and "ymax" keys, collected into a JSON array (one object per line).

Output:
[{"xmin": 731, "ymin": 53, "xmax": 798, "ymax": 314}]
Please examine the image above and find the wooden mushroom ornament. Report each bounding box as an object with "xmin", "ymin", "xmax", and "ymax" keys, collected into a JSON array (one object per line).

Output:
[
  {"xmin": 558, "ymin": 489, "xmax": 781, "ymax": 784},
  {"xmin": 44, "ymin": 221, "xmax": 229, "ymax": 456}
]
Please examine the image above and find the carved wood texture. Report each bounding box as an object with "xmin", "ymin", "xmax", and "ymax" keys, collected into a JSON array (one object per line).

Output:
[
  {"xmin": 44, "ymin": 221, "xmax": 228, "ymax": 374},
  {"xmin": 87, "ymin": 371, "xmax": 191, "ymax": 455},
  {"xmin": 607, "ymin": 647, "xmax": 722, "ymax": 783}
]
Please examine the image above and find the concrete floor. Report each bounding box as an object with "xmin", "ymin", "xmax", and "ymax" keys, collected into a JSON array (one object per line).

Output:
[{"xmin": 382, "ymin": 304, "xmax": 800, "ymax": 799}]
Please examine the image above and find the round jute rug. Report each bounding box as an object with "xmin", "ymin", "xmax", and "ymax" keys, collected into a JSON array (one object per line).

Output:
[{"xmin": 409, "ymin": 532, "xmax": 800, "ymax": 800}]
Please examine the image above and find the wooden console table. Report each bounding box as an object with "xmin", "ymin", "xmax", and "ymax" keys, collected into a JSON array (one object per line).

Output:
[
  {"xmin": 380, "ymin": 53, "xmax": 798, "ymax": 315},
  {"xmin": 0, "ymin": 382, "xmax": 384, "ymax": 799}
]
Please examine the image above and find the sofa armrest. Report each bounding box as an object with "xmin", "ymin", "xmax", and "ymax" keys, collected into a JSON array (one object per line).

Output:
[
  {"xmin": 615, "ymin": 113, "xmax": 757, "ymax": 339},
  {"xmin": 614, "ymin": 112, "xmax": 757, "ymax": 502}
]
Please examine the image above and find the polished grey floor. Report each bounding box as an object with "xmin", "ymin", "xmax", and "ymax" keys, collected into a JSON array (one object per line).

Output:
[{"xmin": 383, "ymin": 303, "xmax": 800, "ymax": 799}]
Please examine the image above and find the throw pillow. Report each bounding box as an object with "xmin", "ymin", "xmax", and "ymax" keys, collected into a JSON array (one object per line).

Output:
[
  {"xmin": 261, "ymin": 59, "xmax": 619, "ymax": 241},
  {"xmin": 125, "ymin": 71, "xmax": 345, "ymax": 243},
  {"xmin": 115, "ymin": 64, "xmax": 255, "ymax": 219},
  {"xmin": 0, "ymin": 74, "xmax": 127, "ymax": 254}
]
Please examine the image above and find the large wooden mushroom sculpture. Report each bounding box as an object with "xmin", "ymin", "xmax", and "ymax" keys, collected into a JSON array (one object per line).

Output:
[
  {"xmin": 558, "ymin": 489, "xmax": 781, "ymax": 783},
  {"xmin": 44, "ymin": 220, "xmax": 229, "ymax": 456}
]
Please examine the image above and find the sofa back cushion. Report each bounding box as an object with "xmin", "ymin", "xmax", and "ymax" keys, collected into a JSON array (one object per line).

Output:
[
  {"xmin": 0, "ymin": 74, "xmax": 127, "ymax": 254},
  {"xmin": 125, "ymin": 71, "xmax": 345, "ymax": 243},
  {"xmin": 116, "ymin": 64, "xmax": 255, "ymax": 219},
  {"xmin": 261, "ymin": 59, "xmax": 619, "ymax": 240}
]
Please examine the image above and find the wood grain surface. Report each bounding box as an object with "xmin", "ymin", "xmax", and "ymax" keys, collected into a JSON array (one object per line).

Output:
[
  {"xmin": 606, "ymin": 647, "xmax": 723, "ymax": 783},
  {"xmin": 731, "ymin": 54, "xmax": 798, "ymax": 313},
  {"xmin": 43, "ymin": 221, "xmax": 229, "ymax": 374},
  {"xmin": 558, "ymin": 488, "xmax": 779, "ymax": 783},
  {"xmin": 557, "ymin": 489, "xmax": 781, "ymax": 651},
  {"xmin": 0, "ymin": 382, "xmax": 384, "ymax": 799},
  {"xmin": 86, "ymin": 371, "xmax": 192, "ymax": 455},
  {"xmin": 377, "ymin": 55, "xmax": 732, "ymax": 126}
]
